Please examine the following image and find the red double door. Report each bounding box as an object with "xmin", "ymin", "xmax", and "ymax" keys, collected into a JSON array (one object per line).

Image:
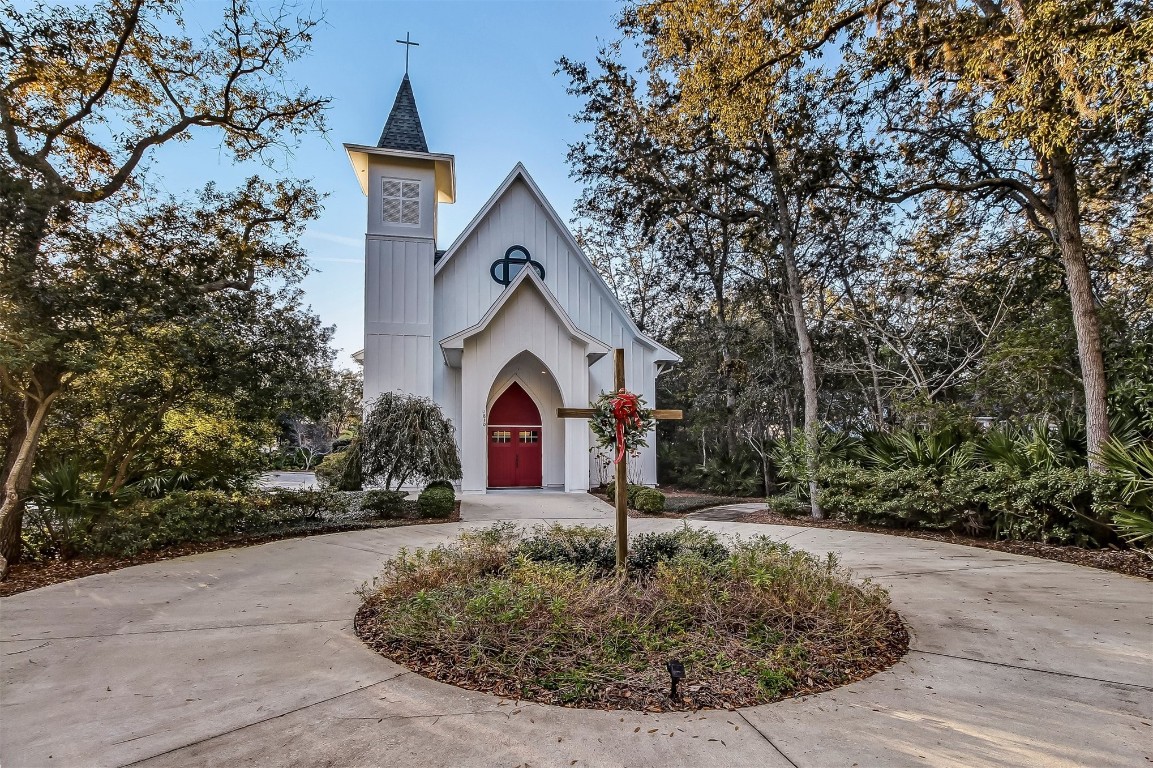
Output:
[{"xmin": 487, "ymin": 383, "xmax": 543, "ymax": 488}]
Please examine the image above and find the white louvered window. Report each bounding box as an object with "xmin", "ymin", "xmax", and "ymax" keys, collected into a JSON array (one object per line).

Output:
[{"xmin": 382, "ymin": 178, "xmax": 420, "ymax": 225}]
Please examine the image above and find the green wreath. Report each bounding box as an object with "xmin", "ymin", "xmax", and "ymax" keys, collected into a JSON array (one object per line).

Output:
[{"xmin": 588, "ymin": 390, "xmax": 656, "ymax": 458}]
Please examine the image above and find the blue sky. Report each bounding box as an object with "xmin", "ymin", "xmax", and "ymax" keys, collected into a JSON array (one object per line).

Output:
[{"xmin": 150, "ymin": 0, "xmax": 630, "ymax": 366}]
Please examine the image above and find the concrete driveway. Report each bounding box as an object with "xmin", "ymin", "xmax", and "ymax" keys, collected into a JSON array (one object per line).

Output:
[{"xmin": 2, "ymin": 493, "xmax": 1150, "ymax": 768}]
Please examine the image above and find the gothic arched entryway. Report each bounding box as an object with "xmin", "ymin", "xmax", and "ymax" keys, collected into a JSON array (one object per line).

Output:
[{"xmin": 487, "ymin": 382, "xmax": 543, "ymax": 488}]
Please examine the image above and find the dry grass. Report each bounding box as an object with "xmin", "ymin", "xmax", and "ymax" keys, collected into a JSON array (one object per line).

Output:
[{"xmin": 355, "ymin": 524, "xmax": 907, "ymax": 711}]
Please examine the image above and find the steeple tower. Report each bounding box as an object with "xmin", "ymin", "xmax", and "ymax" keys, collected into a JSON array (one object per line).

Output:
[{"xmin": 344, "ymin": 76, "xmax": 455, "ymax": 403}]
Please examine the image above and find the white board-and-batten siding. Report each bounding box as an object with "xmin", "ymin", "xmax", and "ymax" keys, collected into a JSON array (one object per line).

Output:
[
  {"xmin": 432, "ymin": 169, "xmax": 674, "ymax": 488},
  {"xmin": 363, "ymin": 235, "xmax": 434, "ymax": 402}
]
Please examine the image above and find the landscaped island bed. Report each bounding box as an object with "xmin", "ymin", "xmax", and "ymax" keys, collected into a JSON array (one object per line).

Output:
[{"xmin": 355, "ymin": 524, "xmax": 908, "ymax": 711}]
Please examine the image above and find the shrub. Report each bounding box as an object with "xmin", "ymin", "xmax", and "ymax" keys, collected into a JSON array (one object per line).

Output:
[
  {"xmin": 1099, "ymin": 436, "xmax": 1153, "ymax": 553},
  {"xmin": 818, "ymin": 462, "xmax": 980, "ymax": 530},
  {"xmin": 604, "ymin": 481, "xmax": 647, "ymax": 506},
  {"xmin": 315, "ymin": 442, "xmax": 362, "ymax": 491},
  {"xmin": 24, "ymin": 461, "xmax": 132, "ymax": 559},
  {"xmin": 517, "ymin": 524, "xmax": 618, "ymax": 573},
  {"xmin": 765, "ymin": 494, "xmax": 804, "ymax": 516},
  {"xmin": 980, "ymin": 466, "xmax": 1110, "ymax": 545},
  {"xmin": 817, "ymin": 461, "xmax": 1117, "ymax": 545},
  {"xmin": 76, "ymin": 490, "xmax": 277, "ymax": 557},
  {"xmin": 632, "ymin": 487, "xmax": 666, "ymax": 513},
  {"xmin": 361, "ymin": 489, "xmax": 408, "ymax": 518},
  {"xmin": 688, "ymin": 448, "xmax": 765, "ymax": 496},
  {"xmin": 361, "ymin": 393, "xmax": 462, "ymax": 490},
  {"xmin": 417, "ymin": 485, "xmax": 455, "ymax": 518},
  {"xmin": 267, "ymin": 488, "xmax": 351, "ymax": 519},
  {"xmin": 625, "ymin": 526, "xmax": 729, "ymax": 573},
  {"xmin": 424, "ymin": 479, "xmax": 455, "ymax": 491}
]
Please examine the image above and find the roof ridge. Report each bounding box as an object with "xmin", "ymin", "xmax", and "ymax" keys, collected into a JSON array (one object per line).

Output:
[{"xmin": 377, "ymin": 75, "xmax": 428, "ymax": 152}]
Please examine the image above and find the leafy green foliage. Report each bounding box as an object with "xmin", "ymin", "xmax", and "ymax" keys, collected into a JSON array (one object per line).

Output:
[
  {"xmin": 315, "ymin": 443, "xmax": 363, "ymax": 491},
  {"xmin": 266, "ymin": 489, "xmax": 350, "ymax": 520},
  {"xmin": 1099, "ymin": 437, "xmax": 1153, "ymax": 552},
  {"xmin": 360, "ymin": 490, "xmax": 408, "ymax": 519},
  {"xmin": 632, "ymin": 487, "xmax": 666, "ymax": 514},
  {"xmin": 416, "ymin": 486, "xmax": 455, "ymax": 519},
  {"xmin": 0, "ymin": 0, "xmax": 330, "ymax": 574},
  {"xmin": 360, "ymin": 393, "xmax": 462, "ymax": 491},
  {"xmin": 689, "ymin": 449, "xmax": 765, "ymax": 497}
]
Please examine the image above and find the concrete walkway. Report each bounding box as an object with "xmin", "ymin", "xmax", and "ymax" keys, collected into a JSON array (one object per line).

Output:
[{"xmin": 2, "ymin": 493, "xmax": 1150, "ymax": 768}]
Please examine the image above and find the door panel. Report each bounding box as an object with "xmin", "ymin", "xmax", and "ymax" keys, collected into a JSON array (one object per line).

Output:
[
  {"xmin": 516, "ymin": 428, "xmax": 542, "ymax": 486},
  {"xmin": 487, "ymin": 428, "xmax": 517, "ymax": 487}
]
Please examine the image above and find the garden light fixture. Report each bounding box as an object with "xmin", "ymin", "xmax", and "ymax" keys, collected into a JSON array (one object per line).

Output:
[{"xmin": 666, "ymin": 659, "xmax": 686, "ymax": 699}]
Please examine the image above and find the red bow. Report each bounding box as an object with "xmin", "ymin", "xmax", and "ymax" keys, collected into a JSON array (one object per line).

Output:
[{"xmin": 610, "ymin": 389, "xmax": 642, "ymax": 464}]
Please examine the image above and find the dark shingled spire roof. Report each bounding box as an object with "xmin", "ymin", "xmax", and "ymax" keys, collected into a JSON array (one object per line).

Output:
[{"xmin": 377, "ymin": 75, "xmax": 428, "ymax": 152}]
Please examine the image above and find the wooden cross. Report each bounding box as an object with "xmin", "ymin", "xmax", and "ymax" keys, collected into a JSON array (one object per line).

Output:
[
  {"xmin": 558, "ymin": 348, "xmax": 682, "ymax": 571},
  {"xmin": 395, "ymin": 32, "xmax": 419, "ymax": 74}
]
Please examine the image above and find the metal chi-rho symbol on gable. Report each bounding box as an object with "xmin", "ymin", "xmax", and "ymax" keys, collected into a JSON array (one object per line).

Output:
[
  {"xmin": 558, "ymin": 349, "xmax": 683, "ymax": 572},
  {"xmin": 490, "ymin": 245, "xmax": 545, "ymax": 286}
]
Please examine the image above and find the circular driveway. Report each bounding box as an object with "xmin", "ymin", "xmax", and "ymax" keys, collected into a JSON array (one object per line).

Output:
[{"xmin": 2, "ymin": 493, "xmax": 1150, "ymax": 767}]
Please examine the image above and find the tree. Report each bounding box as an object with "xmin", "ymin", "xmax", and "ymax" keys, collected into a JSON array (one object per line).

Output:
[
  {"xmin": 562, "ymin": 46, "xmax": 857, "ymax": 516},
  {"xmin": 43, "ymin": 280, "xmax": 336, "ymax": 490},
  {"xmin": 0, "ymin": 0, "xmax": 327, "ymax": 577},
  {"xmin": 360, "ymin": 393, "xmax": 462, "ymax": 491},
  {"xmin": 629, "ymin": 0, "xmax": 1153, "ymax": 466}
]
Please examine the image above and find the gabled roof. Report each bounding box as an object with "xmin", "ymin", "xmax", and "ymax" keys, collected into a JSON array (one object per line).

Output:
[
  {"xmin": 439, "ymin": 266, "xmax": 610, "ymax": 368},
  {"xmin": 435, "ymin": 163, "xmax": 681, "ymax": 363},
  {"xmin": 378, "ymin": 75, "xmax": 428, "ymax": 152}
]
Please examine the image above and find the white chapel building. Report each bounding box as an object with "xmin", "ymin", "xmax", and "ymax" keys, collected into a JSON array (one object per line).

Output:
[{"xmin": 346, "ymin": 75, "xmax": 680, "ymax": 493}]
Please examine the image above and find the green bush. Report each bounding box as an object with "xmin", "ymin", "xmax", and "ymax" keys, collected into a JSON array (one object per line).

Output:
[
  {"xmin": 361, "ymin": 489, "xmax": 408, "ymax": 518},
  {"xmin": 416, "ymin": 485, "xmax": 455, "ymax": 518},
  {"xmin": 604, "ymin": 481, "xmax": 647, "ymax": 505},
  {"xmin": 1099, "ymin": 436, "xmax": 1153, "ymax": 551},
  {"xmin": 424, "ymin": 479, "xmax": 455, "ymax": 491},
  {"xmin": 315, "ymin": 443, "xmax": 362, "ymax": 491},
  {"xmin": 75, "ymin": 491, "xmax": 278, "ymax": 557},
  {"xmin": 516, "ymin": 524, "xmax": 618, "ymax": 573},
  {"xmin": 688, "ymin": 448, "xmax": 765, "ymax": 496},
  {"xmin": 817, "ymin": 462, "xmax": 980, "ymax": 531},
  {"xmin": 633, "ymin": 487, "xmax": 666, "ymax": 513},
  {"xmin": 765, "ymin": 494, "xmax": 804, "ymax": 516},
  {"xmin": 817, "ymin": 461, "xmax": 1117, "ymax": 545},
  {"xmin": 267, "ymin": 488, "xmax": 351, "ymax": 519},
  {"xmin": 625, "ymin": 526, "xmax": 729, "ymax": 573}
]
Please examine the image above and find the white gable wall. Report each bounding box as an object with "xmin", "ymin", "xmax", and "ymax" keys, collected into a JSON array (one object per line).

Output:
[
  {"xmin": 433, "ymin": 173, "xmax": 667, "ymax": 487},
  {"xmin": 457, "ymin": 280, "xmax": 592, "ymax": 492}
]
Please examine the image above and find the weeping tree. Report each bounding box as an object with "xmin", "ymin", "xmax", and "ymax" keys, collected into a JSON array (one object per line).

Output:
[{"xmin": 360, "ymin": 393, "xmax": 462, "ymax": 491}]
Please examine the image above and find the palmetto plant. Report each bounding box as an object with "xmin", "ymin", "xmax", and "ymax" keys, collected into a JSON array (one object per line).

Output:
[
  {"xmin": 860, "ymin": 427, "xmax": 973, "ymax": 473},
  {"xmin": 977, "ymin": 421, "xmax": 1075, "ymax": 474},
  {"xmin": 1099, "ymin": 437, "xmax": 1153, "ymax": 553},
  {"xmin": 28, "ymin": 461, "xmax": 132, "ymax": 558}
]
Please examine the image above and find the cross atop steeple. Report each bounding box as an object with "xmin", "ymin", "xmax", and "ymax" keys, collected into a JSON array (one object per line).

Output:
[{"xmin": 395, "ymin": 32, "xmax": 419, "ymax": 75}]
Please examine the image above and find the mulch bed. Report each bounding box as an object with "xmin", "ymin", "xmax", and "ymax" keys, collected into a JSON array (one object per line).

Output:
[
  {"xmin": 355, "ymin": 607, "xmax": 909, "ymax": 712},
  {"xmin": 0, "ymin": 505, "xmax": 461, "ymax": 598},
  {"xmin": 727, "ymin": 508, "xmax": 1153, "ymax": 580}
]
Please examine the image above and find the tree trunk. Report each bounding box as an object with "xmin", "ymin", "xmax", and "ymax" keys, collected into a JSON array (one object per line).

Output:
[
  {"xmin": 1049, "ymin": 150, "xmax": 1110, "ymax": 467},
  {"xmin": 0, "ymin": 366, "xmax": 67, "ymax": 579},
  {"xmin": 765, "ymin": 139, "xmax": 822, "ymax": 518}
]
